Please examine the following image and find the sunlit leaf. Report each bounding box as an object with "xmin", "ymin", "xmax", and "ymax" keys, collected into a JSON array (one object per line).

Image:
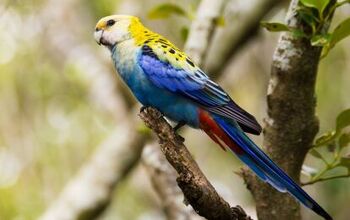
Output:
[
  {"xmin": 314, "ymin": 131, "xmax": 336, "ymax": 147},
  {"xmin": 330, "ymin": 17, "xmax": 350, "ymax": 47},
  {"xmin": 311, "ymin": 34, "xmax": 331, "ymax": 46},
  {"xmin": 148, "ymin": 3, "xmax": 187, "ymax": 19},
  {"xmin": 260, "ymin": 22, "xmax": 290, "ymax": 32},
  {"xmin": 321, "ymin": 18, "xmax": 350, "ymax": 58},
  {"xmin": 300, "ymin": 0, "xmax": 330, "ymax": 14},
  {"xmin": 321, "ymin": 44, "xmax": 331, "ymax": 58},
  {"xmin": 339, "ymin": 133, "xmax": 350, "ymax": 149},
  {"xmin": 336, "ymin": 109, "xmax": 350, "ymax": 132}
]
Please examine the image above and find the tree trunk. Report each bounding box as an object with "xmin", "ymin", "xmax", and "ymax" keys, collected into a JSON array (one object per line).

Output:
[{"xmin": 243, "ymin": 0, "xmax": 335, "ymax": 219}]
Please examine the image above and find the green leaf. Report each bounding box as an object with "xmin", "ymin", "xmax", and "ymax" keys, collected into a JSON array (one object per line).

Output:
[
  {"xmin": 339, "ymin": 133, "xmax": 350, "ymax": 149},
  {"xmin": 321, "ymin": 18, "xmax": 350, "ymax": 58},
  {"xmin": 311, "ymin": 34, "xmax": 331, "ymax": 46},
  {"xmin": 298, "ymin": 7, "xmax": 318, "ymax": 28},
  {"xmin": 336, "ymin": 109, "xmax": 350, "ymax": 132},
  {"xmin": 148, "ymin": 3, "xmax": 187, "ymax": 19},
  {"xmin": 310, "ymin": 149, "xmax": 323, "ymax": 159},
  {"xmin": 300, "ymin": 0, "xmax": 330, "ymax": 14},
  {"xmin": 330, "ymin": 17, "xmax": 350, "ymax": 48},
  {"xmin": 180, "ymin": 26, "xmax": 189, "ymax": 42},
  {"xmin": 314, "ymin": 131, "xmax": 336, "ymax": 147},
  {"xmin": 260, "ymin": 22, "xmax": 290, "ymax": 32},
  {"xmin": 321, "ymin": 43, "xmax": 331, "ymax": 58}
]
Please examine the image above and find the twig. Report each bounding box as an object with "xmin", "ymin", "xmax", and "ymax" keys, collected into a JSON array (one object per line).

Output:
[
  {"xmin": 302, "ymin": 174, "xmax": 350, "ymax": 186},
  {"xmin": 139, "ymin": 107, "xmax": 251, "ymax": 220}
]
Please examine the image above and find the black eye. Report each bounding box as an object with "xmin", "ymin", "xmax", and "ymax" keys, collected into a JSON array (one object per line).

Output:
[{"xmin": 106, "ymin": 19, "xmax": 116, "ymax": 27}]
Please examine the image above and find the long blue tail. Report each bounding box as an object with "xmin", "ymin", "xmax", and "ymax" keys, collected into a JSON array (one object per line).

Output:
[{"xmin": 213, "ymin": 116, "xmax": 332, "ymax": 220}]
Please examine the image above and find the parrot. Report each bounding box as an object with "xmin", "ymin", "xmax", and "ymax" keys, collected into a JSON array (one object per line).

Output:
[{"xmin": 94, "ymin": 15, "xmax": 332, "ymax": 220}]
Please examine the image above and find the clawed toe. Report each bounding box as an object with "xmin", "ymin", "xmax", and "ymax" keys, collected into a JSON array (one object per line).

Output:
[{"xmin": 140, "ymin": 106, "xmax": 148, "ymax": 113}]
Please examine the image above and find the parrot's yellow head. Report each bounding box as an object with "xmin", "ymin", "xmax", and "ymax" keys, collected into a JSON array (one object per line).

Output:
[{"xmin": 94, "ymin": 15, "xmax": 143, "ymax": 49}]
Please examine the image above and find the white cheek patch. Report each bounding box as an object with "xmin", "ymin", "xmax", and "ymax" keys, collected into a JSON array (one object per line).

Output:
[
  {"xmin": 103, "ymin": 20, "xmax": 132, "ymax": 45},
  {"xmin": 103, "ymin": 28, "xmax": 131, "ymax": 45},
  {"xmin": 104, "ymin": 30, "xmax": 122, "ymax": 44}
]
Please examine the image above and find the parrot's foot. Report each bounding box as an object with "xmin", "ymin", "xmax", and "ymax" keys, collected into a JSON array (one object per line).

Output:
[
  {"xmin": 140, "ymin": 106, "xmax": 164, "ymax": 119},
  {"xmin": 175, "ymin": 135, "xmax": 185, "ymax": 143},
  {"xmin": 173, "ymin": 121, "xmax": 186, "ymax": 132},
  {"xmin": 140, "ymin": 106, "xmax": 148, "ymax": 113}
]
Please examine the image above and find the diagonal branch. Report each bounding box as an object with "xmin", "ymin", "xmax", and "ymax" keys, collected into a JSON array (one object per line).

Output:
[
  {"xmin": 301, "ymin": 174, "xmax": 350, "ymax": 186},
  {"xmin": 139, "ymin": 107, "xmax": 251, "ymax": 220},
  {"xmin": 184, "ymin": 0, "xmax": 226, "ymax": 66}
]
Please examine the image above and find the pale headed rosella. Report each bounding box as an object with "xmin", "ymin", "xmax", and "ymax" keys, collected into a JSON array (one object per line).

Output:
[{"xmin": 94, "ymin": 15, "xmax": 332, "ymax": 220}]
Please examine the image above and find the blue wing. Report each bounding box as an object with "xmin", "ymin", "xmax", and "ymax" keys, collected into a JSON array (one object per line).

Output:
[{"xmin": 138, "ymin": 44, "xmax": 262, "ymax": 134}]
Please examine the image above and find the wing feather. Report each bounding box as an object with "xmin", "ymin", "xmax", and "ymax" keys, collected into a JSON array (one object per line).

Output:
[{"xmin": 138, "ymin": 43, "xmax": 262, "ymax": 134}]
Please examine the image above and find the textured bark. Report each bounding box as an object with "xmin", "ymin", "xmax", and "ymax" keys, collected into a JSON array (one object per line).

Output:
[
  {"xmin": 242, "ymin": 0, "xmax": 335, "ymax": 220},
  {"xmin": 139, "ymin": 107, "xmax": 251, "ymax": 220}
]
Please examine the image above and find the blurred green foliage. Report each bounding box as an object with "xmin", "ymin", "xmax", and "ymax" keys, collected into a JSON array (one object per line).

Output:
[
  {"xmin": 303, "ymin": 109, "xmax": 350, "ymax": 185},
  {"xmin": 261, "ymin": 0, "xmax": 350, "ymax": 57}
]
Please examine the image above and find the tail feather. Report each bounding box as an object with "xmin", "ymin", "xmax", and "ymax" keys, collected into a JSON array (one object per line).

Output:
[{"xmin": 199, "ymin": 110, "xmax": 332, "ymax": 220}]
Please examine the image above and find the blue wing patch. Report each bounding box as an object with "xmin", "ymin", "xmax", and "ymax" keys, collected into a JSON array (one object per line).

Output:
[{"xmin": 138, "ymin": 44, "xmax": 262, "ymax": 135}]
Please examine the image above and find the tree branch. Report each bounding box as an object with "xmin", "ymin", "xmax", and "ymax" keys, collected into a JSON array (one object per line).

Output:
[
  {"xmin": 139, "ymin": 107, "xmax": 251, "ymax": 220},
  {"xmin": 184, "ymin": 0, "xmax": 226, "ymax": 66},
  {"xmin": 242, "ymin": 0, "xmax": 336, "ymax": 219},
  {"xmin": 302, "ymin": 174, "xmax": 350, "ymax": 186}
]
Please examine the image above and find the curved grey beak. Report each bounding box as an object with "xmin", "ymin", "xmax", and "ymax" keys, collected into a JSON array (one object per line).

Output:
[{"xmin": 94, "ymin": 30, "xmax": 103, "ymax": 45}]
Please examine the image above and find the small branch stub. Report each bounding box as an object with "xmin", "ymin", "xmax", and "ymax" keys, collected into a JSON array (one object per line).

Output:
[{"xmin": 139, "ymin": 107, "xmax": 251, "ymax": 220}]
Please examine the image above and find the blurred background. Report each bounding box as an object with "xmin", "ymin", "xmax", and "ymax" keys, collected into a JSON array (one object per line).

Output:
[{"xmin": 0, "ymin": 0, "xmax": 349, "ymax": 219}]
